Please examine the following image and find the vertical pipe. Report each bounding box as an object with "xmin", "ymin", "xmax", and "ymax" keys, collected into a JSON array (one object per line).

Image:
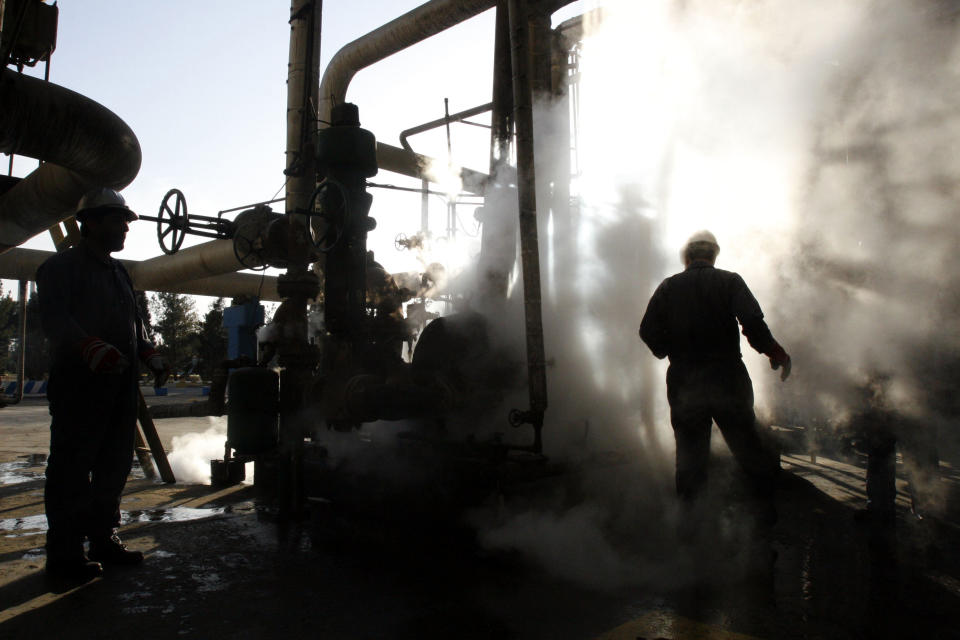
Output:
[
  {"xmin": 444, "ymin": 97, "xmax": 453, "ymax": 161},
  {"xmin": 478, "ymin": 0, "xmax": 515, "ymax": 302},
  {"xmin": 420, "ymin": 178, "xmax": 430, "ymax": 233},
  {"xmin": 507, "ymin": 0, "xmax": 547, "ymax": 443},
  {"xmin": 489, "ymin": 0, "xmax": 513, "ymax": 170},
  {"xmin": 277, "ymin": 0, "xmax": 322, "ymax": 520},
  {"xmin": 285, "ymin": 0, "xmax": 321, "ymax": 221},
  {"xmin": 444, "ymin": 97, "xmax": 456, "ymax": 238}
]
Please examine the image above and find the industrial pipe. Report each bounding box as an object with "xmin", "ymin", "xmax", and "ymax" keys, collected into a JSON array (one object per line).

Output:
[
  {"xmin": 398, "ymin": 102, "xmax": 493, "ymax": 153},
  {"xmin": 0, "ymin": 247, "xmax": 281, "ymax": 300},
  {"xmin": 318, "ymin": 0, "xmax": 496, "ymax": 124},
  {"xmin": 0, "ymin": 68, "xmax": 141, "ymax": 252},
  {"xmin": 375, "ymin": 141, "xmax": 492, "ymax": 194},
  {"xmin": 507, "ymin": 0, "xmax": 548, "ymax": 450},
  {"xmin": 319, "ymin": 0, "xmax": 496, "ymax": 189},
  {"xmin": 126, "ymin": 240, "xmax": 244, "ymax": 292}
]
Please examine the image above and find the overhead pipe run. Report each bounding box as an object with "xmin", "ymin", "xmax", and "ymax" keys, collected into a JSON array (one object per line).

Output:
[
  {"xmin": 0, "ymin": 247, "xmax": 281, "ymax": 301},
  {"xmin": 319, "ymin": 0, "xmax": 496, "ymax": 188},
  {"xmin": 0, "ymin": 68, "xmax": 141, "ymax": 253},
  {"xmin": 398, "ymin": 102, "xmax": 493, "ymax": 153},
  {"xmin": 318, "ymin": 0, "xmax": 496, "ymax": 124}
]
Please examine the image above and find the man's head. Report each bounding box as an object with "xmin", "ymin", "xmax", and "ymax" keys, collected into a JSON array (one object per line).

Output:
[
  {"xmin": 681, "ymin": 230, "xmax": 719, "ymax": 266},
  {"xmin": 76, "ymin": 188, "xmax": 138, "ymax": 253}
]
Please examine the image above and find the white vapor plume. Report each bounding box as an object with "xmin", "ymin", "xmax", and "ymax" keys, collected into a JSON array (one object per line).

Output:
[
  {"xmin": 472, "ymin": 0, "xmax": 960, "ymax": 586},
  {"xmin": 167, "ymin": 417, "xmax": 253, "ymax": 485}
]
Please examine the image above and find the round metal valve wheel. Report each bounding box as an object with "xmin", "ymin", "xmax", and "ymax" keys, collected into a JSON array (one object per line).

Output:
[
  {"xmin": 232, "ymin": 233, "xmax": 268, "ymax": 271},
  {"xmin": 157, "ymin": 188, "xmax": 188, "ymax": 254},
  {"xmin": 308, "ymin": 178, "xmax": 350, "ymax": 253}
]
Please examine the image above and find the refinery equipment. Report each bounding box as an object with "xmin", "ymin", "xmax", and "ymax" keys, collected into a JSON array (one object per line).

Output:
[{"xmin": 0, "ymin": 0, "xmax": 586, "ymax": 520}]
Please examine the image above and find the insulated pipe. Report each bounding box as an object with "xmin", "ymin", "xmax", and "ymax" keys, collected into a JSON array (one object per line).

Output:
[
  {"xmin": 319, "ymin": 0, "xmax": 496, "ymax": 188},
  {"xmin": 376, "ymin": 141, "xmax": 492, "ymax": 194},
  {"xmin": 318, "ymin": 0, "xmax": 496, "ymax": 125},
  {"xmin": 125, "ymin": 240, "xmax": 243, "ymax": 292},
  {"xmin": 0, "ymin": 69, "xmax": 141, "ymax": 253},
  {"xmin": 0, "ymin": 247, "xmax": 281, "ymax": 300}
]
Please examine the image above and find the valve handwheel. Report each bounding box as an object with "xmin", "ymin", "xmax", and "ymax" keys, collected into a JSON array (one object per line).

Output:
[
  {"xmin": 309, "ymin": 178, "xmax": 349, "ymax": 253},
  {"xmin": 157, "ymin": 188, "xmax": 188, "ymax": 254},
  {"xmin": 233, "ymin": 233, "xmax": 268, "ymax": 271}
]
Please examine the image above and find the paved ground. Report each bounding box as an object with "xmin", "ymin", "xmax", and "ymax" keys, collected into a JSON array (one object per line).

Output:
[{"xmin": 1, "ymin": 395, "xmax": 960, "ymax": 639}]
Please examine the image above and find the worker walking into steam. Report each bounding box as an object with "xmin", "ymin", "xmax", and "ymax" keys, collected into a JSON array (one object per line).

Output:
[
  {"xmin": 36, "ymin": 188, "xmax": 169, "ymax": 584},
  {"xmin": 640, "ymin": 231, "xmax": 791, "ymax": 518}
]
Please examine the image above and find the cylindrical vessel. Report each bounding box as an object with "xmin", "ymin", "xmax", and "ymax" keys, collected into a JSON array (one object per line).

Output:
[{"xmin": 227, "ymin": 367, "xmax": 280, "ymax": 455}]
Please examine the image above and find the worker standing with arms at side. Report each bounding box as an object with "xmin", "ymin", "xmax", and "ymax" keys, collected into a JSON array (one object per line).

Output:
[
  {"xmin": 640, "ymin": 231, "xmax": 791, "ymax": 523},
  {"xmin": 37, "ymin": 188, "xmax": 168, "ymax": 584}
]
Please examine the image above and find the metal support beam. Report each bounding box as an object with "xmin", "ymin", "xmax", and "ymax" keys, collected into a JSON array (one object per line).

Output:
[{"xmin": 508, "ymin": 0, "xmax": 548, "ymax": 447}]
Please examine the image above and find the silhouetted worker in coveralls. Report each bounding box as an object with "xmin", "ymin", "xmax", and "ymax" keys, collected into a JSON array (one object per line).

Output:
[
  {"xmin": 640, "ymin": 231, "xmax": 791, "ymax": 517},
  {"xmin": 37, "ymin": 188, "xmax": 168, "ymax": 584}
]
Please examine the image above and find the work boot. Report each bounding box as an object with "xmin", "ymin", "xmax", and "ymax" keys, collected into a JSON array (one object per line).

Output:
[
  {"xmin": 46, "ymin": 553, "xmax": 103, "ymax": 585},
  {"xmin": 854, "ymin": 508, "xmax": 895, "ymax": 527},
  {"xmin": 88, "ymin": 533, "xmax": 144, "ymax": 566},
  {"xmin": 46, "ymin": 529, "xmax": 103, "ymax": 586}
]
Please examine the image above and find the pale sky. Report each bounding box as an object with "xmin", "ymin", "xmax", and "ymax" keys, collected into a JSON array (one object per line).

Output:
[{"xmin": 5, "ymin": 1, "xmax": 586, "ymax": 307}]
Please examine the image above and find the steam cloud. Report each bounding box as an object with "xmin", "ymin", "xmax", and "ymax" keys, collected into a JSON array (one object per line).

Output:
[
  {"xmin": 167, "ymin": 417, "xmax": 253, "ymax": 485},
  {"xmin": 474, "ymin": 0, "xmax": 960, "ymax": 586}
]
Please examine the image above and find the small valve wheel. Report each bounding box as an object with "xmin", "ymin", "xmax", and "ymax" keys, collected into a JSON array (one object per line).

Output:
[{"xmin": 157, "ymin": 189, "xmax": 188, "ymax": 254}]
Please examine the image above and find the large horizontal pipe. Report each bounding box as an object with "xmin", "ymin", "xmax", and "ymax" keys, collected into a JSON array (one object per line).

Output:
[
  {"xmin": 0, "ymin": 69, "xmax": 141, "ymax": 253},
  {"xmin": 376, "ymin": 141, "xmax": 492, "ymax": 194},
  {"xmin": 0, "ymin": 247, "xmax": 280, "ymax": 301},
  {"xmin": 126, "ymin": 240, "xmax": 243, "ymax": 292}
]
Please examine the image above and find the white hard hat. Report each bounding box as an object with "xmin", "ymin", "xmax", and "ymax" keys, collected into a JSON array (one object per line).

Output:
[
  {"xmin": 685, "ymin": 230, "xmax": 718, "ymax": 247},
  {"xmin": 680, "ymin": 229, "xmax": 720, "ymax": 263},
  {"xmin": 75, "ymin": 188, "xmax": 138, "ymax": 223}
]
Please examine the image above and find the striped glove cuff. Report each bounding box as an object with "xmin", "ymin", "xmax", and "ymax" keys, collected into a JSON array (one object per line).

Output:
[{"xmin": 79, "ymin": 337, "xmax": 127, "ymax": 374}]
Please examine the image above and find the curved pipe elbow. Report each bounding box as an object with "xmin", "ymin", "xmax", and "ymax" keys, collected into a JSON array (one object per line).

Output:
[
  {"xmin": 0, "ymin": 69, "xmax": 141, "ymax": 251},
  {"xmin": 318, "ymin": 0, "xmax": 496, "ymax": 124}
]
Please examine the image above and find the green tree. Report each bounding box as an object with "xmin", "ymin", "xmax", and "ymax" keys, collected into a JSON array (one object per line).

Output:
[
  {"xmin": 196, "ymin": 297, "xmax": 227, "ymax": 379},
  {"xmin": 136, "ymin": 290, "xmax": 155, "ymax": 344},
  {"xmin": 151, "ymin": 292, "xmax": 199, "ymax": 375},
  {"xmin": 0, "ymin": 283, "xmax": 16, "ymax": 374},
  {"xmin": 24, "ymin": 288, "xmax": 49, "ymax": 380}
]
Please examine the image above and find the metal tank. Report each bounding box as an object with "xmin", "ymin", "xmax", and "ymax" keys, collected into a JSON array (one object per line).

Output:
[{"xmin": 227, "ymin": 367, "xmax": 280, "ymax": 456}]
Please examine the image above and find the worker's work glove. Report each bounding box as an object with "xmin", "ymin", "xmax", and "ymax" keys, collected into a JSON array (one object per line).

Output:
[
  {"xmin": 140, "ymin": 348, "xmax": 170, "ymax": 388},
  {"xmin": 80, "ymin": 337, "xmax": 130, "ymax": 375},
  {"xmin": 766, "ymin": 341, "xmax": 792, "ymax": 382}
]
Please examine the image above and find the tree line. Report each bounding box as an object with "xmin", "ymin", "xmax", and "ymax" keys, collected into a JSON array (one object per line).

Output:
[{"xmin": 0, "ymin": 283, "xmax": 228, "ymax": 382}]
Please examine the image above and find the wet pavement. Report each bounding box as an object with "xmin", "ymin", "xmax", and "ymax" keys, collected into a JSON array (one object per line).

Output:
[{"xmin": 1, "ymin": 402, "xmax": 960, "ymax": 639}]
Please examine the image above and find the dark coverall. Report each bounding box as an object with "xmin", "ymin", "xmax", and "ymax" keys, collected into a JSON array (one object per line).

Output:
[
  {"xmin": 640, "ymin": 261, "xmax": 781, "ymax": 502},
  {"xmin": 36, "ymin": 244, "xmax": 151, "ymax": 556}
]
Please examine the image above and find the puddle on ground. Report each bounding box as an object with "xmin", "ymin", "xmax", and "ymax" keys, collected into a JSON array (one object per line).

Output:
[
  {"xmin": 0, "ymin": 461, "xmax": 44, "ymax": 485},
  {"xmin": 124, "ymin": 507, "xmax": 227, "ymax": 524},
  {"xmin": 0, "ymin": 506, "xmax": 229, "ymax": 535}
]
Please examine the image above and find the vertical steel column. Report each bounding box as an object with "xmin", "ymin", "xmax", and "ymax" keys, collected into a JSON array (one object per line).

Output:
[
  {"xmin": 276, "ymin": 0, "xmax": 323, "ymax": 520},
  {"xmin": 507, "ymin": 0, "xmax": 547, "ymax": 448},
  {"xmin": 478, "ymin": 0, "xmax": 516, "ymax": 302}
]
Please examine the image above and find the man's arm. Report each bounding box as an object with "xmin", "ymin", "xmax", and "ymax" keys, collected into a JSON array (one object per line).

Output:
[
  {"xmin": 640, "ymin": 281, "xmax": 670, "ymax": 360},
  {"xmin": 730, "ymin": 273, "xmax": 791, "ymax": 380},
  {"xmin": 119, "ymin": 264, "xmax": 169, "ymax": 386},
  {"xmin": 36, "ymin": 258, "xmax": 87, "ymax": 351}
]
